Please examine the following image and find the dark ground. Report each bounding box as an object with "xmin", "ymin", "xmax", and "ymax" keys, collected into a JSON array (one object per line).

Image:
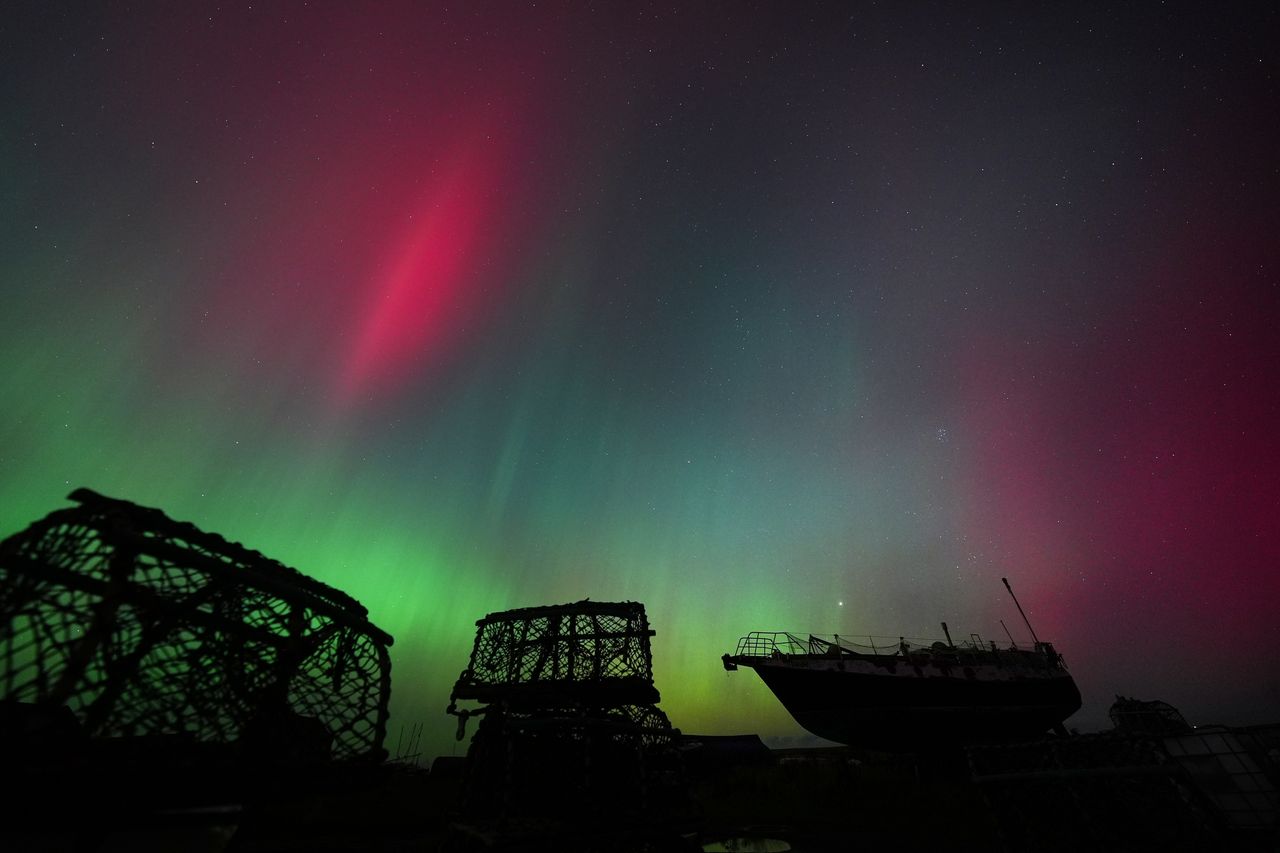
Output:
[{"xmin": 4, "ymin": 730, "xmax": 1277, "ymax": 852}]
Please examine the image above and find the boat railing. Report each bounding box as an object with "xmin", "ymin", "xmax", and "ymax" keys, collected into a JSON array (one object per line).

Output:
[
  {"xmin": 733, "ymin": 632, "xmax": 812, "ymax": 658},
  {"xmin": 731, "ymin": 631, "xmax": 1068, "ymax": 669}
]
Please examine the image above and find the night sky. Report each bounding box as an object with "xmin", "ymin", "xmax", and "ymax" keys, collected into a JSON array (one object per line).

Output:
[{"xmin": 2, "ymin": 2, "xmax": 1277, "ymax": 759}]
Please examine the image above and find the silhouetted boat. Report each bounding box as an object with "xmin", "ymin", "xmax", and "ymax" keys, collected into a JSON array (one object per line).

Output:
[{"xmin": 721, "ymin": 579, "xmax": 1082, "ymax": 749}]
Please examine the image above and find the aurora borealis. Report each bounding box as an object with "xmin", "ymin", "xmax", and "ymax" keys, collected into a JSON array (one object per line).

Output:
[{"xmin": 2, "ymin": 3, "xmax": 1276, "ymax": 758}]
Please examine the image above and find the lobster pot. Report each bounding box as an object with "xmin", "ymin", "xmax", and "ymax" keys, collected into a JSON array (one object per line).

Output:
[
  {"xmin": 451, "ymin": 600, "xmax": 660, "ymax": 709},
  {"xmin": 462, "ymin": 704, "xmax": 683, "ymax": 823},
  {"xmin": 0, "ymin": 488, "xmax": 393, "ymax": 761},
  {"xmin": 447, "ymin": 601, "xmax": 685, "ymax": 825}
]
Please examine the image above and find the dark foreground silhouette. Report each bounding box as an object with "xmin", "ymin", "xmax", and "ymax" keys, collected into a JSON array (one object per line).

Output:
[{"xmin": 2, "ymin": 491, "xmax": 1276, "ymax": 851}]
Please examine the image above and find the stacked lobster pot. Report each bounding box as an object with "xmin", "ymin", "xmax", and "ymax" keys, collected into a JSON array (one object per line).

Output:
[{"xmin": 446, "ymin": 600, "xmax": 684, "ymax": 832}]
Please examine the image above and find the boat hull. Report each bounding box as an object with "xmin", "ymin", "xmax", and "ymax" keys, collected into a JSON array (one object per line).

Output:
[{"xmin": 741, "ymin": 658, "xmax": 1082, "ymax": 749}]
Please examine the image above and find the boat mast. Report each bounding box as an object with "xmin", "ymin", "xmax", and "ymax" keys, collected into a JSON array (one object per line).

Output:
[
  {"xmin": 1001, "ymin": 577, "xmax": 1041, "ymax": 645},
  {"xmin": 999, "ymin": 619, "xmax": 1017, "ymax": 649}
]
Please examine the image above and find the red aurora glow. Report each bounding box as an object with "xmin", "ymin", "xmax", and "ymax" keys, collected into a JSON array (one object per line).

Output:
[{"xmin": 335, "ymin": 138, "xmax": 504, "ymax": 406}]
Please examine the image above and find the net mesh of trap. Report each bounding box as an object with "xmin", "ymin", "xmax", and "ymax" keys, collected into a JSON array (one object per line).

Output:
[
  {"xmin": 448, "ymin": 600, "xmax": 660, "ymax": 711},
  {"xmin": 0, "ymin": 488, "xmax": 393, "ymax": 762}
]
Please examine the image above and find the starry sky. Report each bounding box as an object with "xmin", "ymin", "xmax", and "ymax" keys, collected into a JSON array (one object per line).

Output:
[{"xmin": 2, "ymin": 2, "xmax": 1277, "ymax": 758}]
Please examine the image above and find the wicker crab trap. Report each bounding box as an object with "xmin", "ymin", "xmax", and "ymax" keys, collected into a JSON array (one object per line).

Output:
[
  {"xmin": 448, "ymin": 600, "xmax": 660, "ymax": 717},
  {"xmin": 0, "ymin": 488, "xmax": 393, "ymax": 762},
  {"xmin": 447, "ymin": 600, "xmax": 684, "ymax": 824}
]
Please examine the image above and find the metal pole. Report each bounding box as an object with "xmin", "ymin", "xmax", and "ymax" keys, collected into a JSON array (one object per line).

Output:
[
  {"xmin": 1002, "ymin": 577, "xmax": 1040, "ymax": 645},
  {"xmin": 1000, "ymin": 619, "xmax": 1017, "ymax": 649}
]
